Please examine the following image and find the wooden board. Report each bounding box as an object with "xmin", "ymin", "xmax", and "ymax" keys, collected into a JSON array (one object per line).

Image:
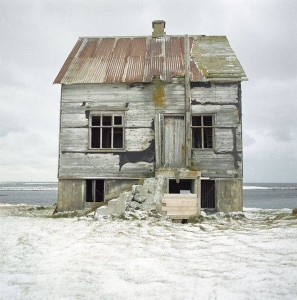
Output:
[{"xmin": 161, "ymin": 193, "xmax": 198, "ymax": 219}]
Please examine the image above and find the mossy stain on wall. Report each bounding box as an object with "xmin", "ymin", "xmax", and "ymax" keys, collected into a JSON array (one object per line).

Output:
[{"xmin": 153, "ymin": 77, "xmax": 165, "ymax": 108}]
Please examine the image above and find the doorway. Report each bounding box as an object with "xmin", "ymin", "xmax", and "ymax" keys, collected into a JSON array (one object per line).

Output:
[{"xmin": 201, "ymin": 180, "xmax": 215, "ymax": 209}]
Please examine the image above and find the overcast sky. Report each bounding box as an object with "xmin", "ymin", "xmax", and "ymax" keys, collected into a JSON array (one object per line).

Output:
[{"xmin": 0, "ymin": 0, "xmax": 296, "ymax": 182}]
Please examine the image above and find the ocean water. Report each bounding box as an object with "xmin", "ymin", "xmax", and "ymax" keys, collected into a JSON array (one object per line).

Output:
[
  {"xmin": 243, "ymin": 183, "xmax": 297, "ymax": 209},
  {"xmin": 0, "ymin": 182, "xmax": 296, "ymax": 209},
  {"xmin": 0, "ymin": 182, "xmax": 58, "ymax": 206}
]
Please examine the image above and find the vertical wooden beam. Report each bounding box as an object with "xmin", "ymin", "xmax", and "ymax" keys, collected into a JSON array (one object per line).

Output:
[
  {"xmin": 155, "ymin": 113, "xmax": 160, "ymax": 168},
  {"xmin": 184, "ymin": 35, "xmax": 192, "ymax": 168}
]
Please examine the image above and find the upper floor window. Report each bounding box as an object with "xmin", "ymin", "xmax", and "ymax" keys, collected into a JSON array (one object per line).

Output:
[
  {"xmin": 90, "ymin": 114, "xmax": 124, "ymax": 149},
  {"xmin": 191, "ymin": 115, "xmax": 213, "ymax": 149}
]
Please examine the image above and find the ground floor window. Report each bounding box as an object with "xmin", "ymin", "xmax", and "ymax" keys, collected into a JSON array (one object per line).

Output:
[
  {"xmin": 86, "ymin": 179, "xmax": 104, "ymax": 202},
  {"xmin": 201, "ymin": 180, "xmax": 215, "ymax": 209}
]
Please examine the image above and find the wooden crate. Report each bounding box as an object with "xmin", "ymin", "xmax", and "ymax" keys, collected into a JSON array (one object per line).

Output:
[{"xmin": 161, "ymin": 194, "xmax": 199, "ymax": 220}]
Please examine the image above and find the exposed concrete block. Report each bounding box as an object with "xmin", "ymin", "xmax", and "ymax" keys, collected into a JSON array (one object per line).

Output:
[
  {"xmin": 57, "ymin": 179, "xmax": 85, "ymax": 212},
  {"xmin": 154, "ymin": 176, "xmax": 166, "ymax": 212},
  {"xmin": 216, "ymin": 179, "xmax": 243, "ymax": 212}
]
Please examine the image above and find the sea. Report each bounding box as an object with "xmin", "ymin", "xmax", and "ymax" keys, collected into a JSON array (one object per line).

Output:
[{"xmin": 0, "ymin": 181, "xmax": 296, "ymax": 209}]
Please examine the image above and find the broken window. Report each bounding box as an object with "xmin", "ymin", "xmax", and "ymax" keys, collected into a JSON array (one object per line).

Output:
[
  {"xmin": 191, "ymin": 115, "xmax": 213, "ymax": 149},
  {"xmin": 90, "ymin": 114, "xmax": 124, "ymax": 149},
  {"xmin": 86, "ymin": 180, "xmax": 104, "ymax": 202}
]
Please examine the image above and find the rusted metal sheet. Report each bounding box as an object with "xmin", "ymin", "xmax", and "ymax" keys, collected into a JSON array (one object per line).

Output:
[{"xmin": 54, "ymin": 36, "xmax": 205, "ymax": 84}]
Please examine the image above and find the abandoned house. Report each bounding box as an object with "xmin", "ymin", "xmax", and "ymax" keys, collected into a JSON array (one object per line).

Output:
[{"xmin": 54, "ymin": 20, "xmax": 247, "ymax": 214}]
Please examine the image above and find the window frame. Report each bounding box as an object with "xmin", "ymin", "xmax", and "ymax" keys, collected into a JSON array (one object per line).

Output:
[
  {"xmin": 191, "ymin": 114, "xmax": 214, "ymax": 150},
  {"xmin": 86, "ymin": 179, "xmax": 105, "ymax": 202},
  {"xmin": 89, "ymin": 111, "xmax": 125, "ymax": 151}
]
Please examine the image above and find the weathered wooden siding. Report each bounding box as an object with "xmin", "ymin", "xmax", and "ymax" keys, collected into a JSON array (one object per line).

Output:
[
  {"xmin": 190, "ymin": 83, "xmax": 242, "ymax": 178},
  {"xmin": 59, "ymin": 82, "xmax": 242, "ymax": 180},
  {"xmin": 59, "ymin": 82, "xmax": 186, "ymax": 179}
]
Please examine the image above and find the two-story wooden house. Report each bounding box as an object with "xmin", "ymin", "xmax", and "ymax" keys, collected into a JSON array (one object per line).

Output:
[{"xmin": 54, "ymin": 20, "xmax": 247, "ymax": 213}]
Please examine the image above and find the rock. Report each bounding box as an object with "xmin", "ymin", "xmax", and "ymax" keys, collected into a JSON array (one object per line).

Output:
[
  {"xmin": 108, "ymin": 197, "xmax": 125, "ymax": 215},
  {"xmin": 95, "ymin": 206, "xmax": 110, "ymax": 217},
  {"xmin": 292, "ymin": 208, "xmax": 297, "ymax": 215},
  {"xmin": 143, "ymin": 178, "xmax": 157, "ymax": 194},
  {"xmin": 133, "ymin": 194, "xmax": 146, "ymax": 203},
  {"xmin": 201, "ymin": 211, "xmax": 207, "ymax": 217},
  {"xmin": 129, "ymin": 201, "xmax": 141, "ymax": 210}
]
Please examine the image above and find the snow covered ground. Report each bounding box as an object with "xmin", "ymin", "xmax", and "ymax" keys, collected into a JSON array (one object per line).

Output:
[{"xmin": 0, "ymin": 205, "xmax": 296, "ymax": 300}]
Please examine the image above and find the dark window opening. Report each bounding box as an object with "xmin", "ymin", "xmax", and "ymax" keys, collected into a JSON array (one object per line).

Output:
[
  {"xmin": 102, "ymin": 128, "xmax": 112, "ymax": 148},
  {"xmin": 92, "ymin": 116, "xmax": 101, "ymax": 126},
  {"xmin": 86, "ymin": 180, "xmax": 104, "ymax": 202},
  {"xmin": 102, "ymin": 116, "xmax": 112, "ymax": 126},
  {"xmin": 114, "ymin": 116, "xmax": 122, "ymax": 125},
  {"xmin": 201, "ymin": 180, "xmax": 215, "ymax": 209},
  {"xmin": 86, "ymin": 180, "xmax": 93, "ymax": 202},
  {"xmin": 90, "ymin": 114, "xmax": 124, "ymax": 149},
  {"xmin": 113, "ymin": 128, "xmax": 123, "ymax": 148},
  {"xmin": 169, "ymin": 179, "xmax": 194, "ymax": 194},
  {"xmin": 91, "ymin": 128, "xmax": 101, "ymax": 148},
  {"xmin": 192, "ymin": 115, "xmax": 213, "ymax": 149}
]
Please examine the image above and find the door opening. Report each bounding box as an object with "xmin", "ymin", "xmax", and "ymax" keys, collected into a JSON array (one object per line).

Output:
[
  {"xmin": 169, "ymin": 179, "xmax": 194, "ymax": 194},
  {"xmin": 201, "ymin": 180, "xmax": 215, "ymax": 209},
  {"xmin": 86, "ymin": 179, "xmax": 104, "ymax": 202}
]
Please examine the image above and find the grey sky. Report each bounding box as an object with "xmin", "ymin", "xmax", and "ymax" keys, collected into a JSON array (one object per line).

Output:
[{"xmin": 0, "ymin": 0, "xmax": 296, "ymax": 182}]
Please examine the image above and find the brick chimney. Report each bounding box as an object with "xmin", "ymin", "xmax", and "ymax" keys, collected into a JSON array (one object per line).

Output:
[{"xmin": 152, "ymin": 20, "xmax": 166, "ymax": 38}]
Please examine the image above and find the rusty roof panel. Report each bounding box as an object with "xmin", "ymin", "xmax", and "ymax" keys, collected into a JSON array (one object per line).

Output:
[
  {"xmin": 54, "ymin": 35, "xmax": 246, "ymax": 84},
  {"xmin": 125, "ymin": 57, "xmax": 146, "ymax": 82},
  {"xmin": 54, "ymin": 39, "xmax": 83, "ymax": 84}
]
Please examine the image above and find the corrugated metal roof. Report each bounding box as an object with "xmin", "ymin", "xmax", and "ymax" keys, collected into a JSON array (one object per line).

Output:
[{"xmin": 54, "ymin": 35, "xmax": 247, "ymax": 84}]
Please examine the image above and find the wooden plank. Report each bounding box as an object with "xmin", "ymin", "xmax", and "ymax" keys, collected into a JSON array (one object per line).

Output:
[
  {"xmin": 162, "ymin": 201, "xmax": 197, "ymax": 206},
  {"xmin": 162, "ymin": 206, "xmax": 197, "ymax": 212},
  {"xmin": 161, "ymin": 193, "xmax": 198, "ymax": 219},
  {"xmin": 163, "ymin": 211, "xmax": 197, "ymax": 216},
  {"xmin": 163, "ymin": 194, "xmax": 197, "ymax": 199}
]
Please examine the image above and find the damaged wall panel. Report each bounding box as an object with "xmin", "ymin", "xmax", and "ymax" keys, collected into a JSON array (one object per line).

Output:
[
  {"xmin": 192, "ymin": 151, "xmax": 242, "ymax": 178},
  {"xmin": 125, "ymin": 128, "xmax": 154, "ymax": 151},
  {"xmin": 59, "ymin": 153, "xmax": 120, "ymax": 178},
  {"xmin": 191, "ymin": 83, "xmax": 239, "ymax": 104}
]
